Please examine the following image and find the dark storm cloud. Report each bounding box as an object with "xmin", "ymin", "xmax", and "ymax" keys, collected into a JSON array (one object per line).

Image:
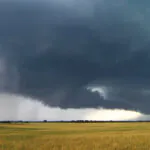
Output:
[{"xmin": 0, "ymin": 0, "xmax": 150, "ymax": 113}]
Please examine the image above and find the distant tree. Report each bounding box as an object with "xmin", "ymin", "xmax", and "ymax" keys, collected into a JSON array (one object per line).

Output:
[
  {"xmin": 43, "ymin": 120, "xmax": 47, "ymax": 123},
  {"xmin": 1, "ymin": 121, "xmax": 11, "ymax": 123}
]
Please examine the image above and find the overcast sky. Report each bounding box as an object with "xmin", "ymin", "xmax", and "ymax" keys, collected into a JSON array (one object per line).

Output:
[{"xmin": 0, "ymin": 0, "xmax": 150, "ymax": 120}]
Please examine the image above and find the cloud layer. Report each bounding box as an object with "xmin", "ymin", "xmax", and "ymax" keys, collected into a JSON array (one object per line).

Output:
[
  {"xmin": 0, "ymin": 0, "xmax": 150, "ymax": 114},
  {"xmin": 0, "ymin": 93, "xmax": 149, "ymax": 121}
]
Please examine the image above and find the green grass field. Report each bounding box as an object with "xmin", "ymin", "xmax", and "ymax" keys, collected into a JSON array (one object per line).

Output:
[{"xmin": 0, "ymin": 122, "xmax": 150, "ymax": 150}]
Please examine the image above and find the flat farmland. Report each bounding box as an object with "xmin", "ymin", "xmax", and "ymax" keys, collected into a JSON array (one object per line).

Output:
[{"xmin": 0, "ymin": 122, "xmax": 150, "ymax": 150}]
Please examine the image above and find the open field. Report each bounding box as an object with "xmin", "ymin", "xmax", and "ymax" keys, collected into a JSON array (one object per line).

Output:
[{"xmin": 0, "ymin": 122, "xmax": 150, "ymax": 150}]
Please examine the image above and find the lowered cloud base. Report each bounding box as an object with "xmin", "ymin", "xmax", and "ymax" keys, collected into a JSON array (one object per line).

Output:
[{"xmin": 0, "ymin": 93, "xmax": 149, "ymax": 121}]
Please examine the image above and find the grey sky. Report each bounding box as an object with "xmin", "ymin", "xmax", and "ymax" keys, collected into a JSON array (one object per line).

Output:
[{"xmin": 0, "ymin": 0, "xmax": 150, "ymax": 115}]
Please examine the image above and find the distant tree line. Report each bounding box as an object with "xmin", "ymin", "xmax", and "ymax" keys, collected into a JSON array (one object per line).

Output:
[
  {"xmin": 0, "ymin": 121, "xmax": 29, "ymax": 124},
  {"xmin": 0, "ymin": 120, "xmax": 150, "ymax": 124}
]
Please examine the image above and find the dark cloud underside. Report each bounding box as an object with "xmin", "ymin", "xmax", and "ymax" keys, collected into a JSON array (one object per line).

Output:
[{"xmin": 0, "ymin": 0, "xmax": 150, "ymax": 113}]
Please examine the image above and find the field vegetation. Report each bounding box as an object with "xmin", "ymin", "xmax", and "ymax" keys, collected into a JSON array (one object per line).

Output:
[{"xmin": 0, "ymin": 122, "xmax": 150, "ymax": 150}]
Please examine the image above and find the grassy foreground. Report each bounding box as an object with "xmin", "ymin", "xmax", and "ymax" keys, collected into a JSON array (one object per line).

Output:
[{"xmin": 0, "ymin": 122, "xmax": 150, "ymax": 150}]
